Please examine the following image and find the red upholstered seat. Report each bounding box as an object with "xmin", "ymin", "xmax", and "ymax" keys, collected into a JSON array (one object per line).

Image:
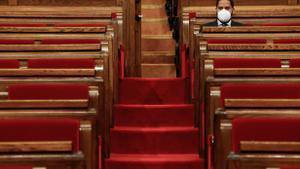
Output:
[
  {"xmin": 220, "ymin": 83, "xmax": 300, "ymax": 107},
  {"xmin": 0, "ymin": 118, "xmax": 80, "ymax": 152},
  {"xmin": 8, "ymin": 84, "xmax": 89, "ymax": 100},
  {"xmin": 290, "ymin": 59, "xmax": 300, "ymax": 68},
  {"xmin": 232, "ymin": 118, "xmax": 300, "ymax": 152},
  {"xmin": 0, "ymin": 59, "xmax": 19, "ymax": 68},
  {"xmin": 213, "ymin": 58, "xmax": 281, "ymax": 68},
  {"xmin": 0, "ymin": 167, "xmax": 32, "ymax": 169},
  {"xmin": 28, "ymin": 58, "xmax": 95, "ymax": 69},
  {"xmin": 207, "ymin": 39, "xmax": 266, "ymax": 44},
  {"xmin": 41, "ymin": 39, "xmax": 101, "ymax": 44},
  {"xmin": 273, "ymin": 39, "xmax": 300, "ymax": 44},
  {"xmin": 0, "ymin": 39, "xmax": 34, "ymax": 44}
]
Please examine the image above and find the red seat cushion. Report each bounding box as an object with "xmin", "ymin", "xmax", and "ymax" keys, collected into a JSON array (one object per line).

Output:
[
  {"xmin": 28, "ymin": 58, "xmax": 95, "ymax": 69},
  {"xmin": 207, "ymin": 39, "xmax": 266, "ymax": 44},
  {"xmin": 0, "ymin": 167, "xmax": 32, "ymax": 169},
  {"xmin": 273, "ymin": 39, "xmax": 300, "ymax": 44},
  {"xmin": 0, "ymin": 59, "xmax": 19, "ymax": 68},
  {"xmin": 41, "ymin": 39, "xmax": 101, "ymax": 44},
  {"xmin": 290, "ymin": 59, "xmax": 300, "ymax": 68},
  {"xmin": 232, "ymin": 118, "xmax": 300, "ymax": 152},
  {"xmin": 0, "ymin": 39, "xmax": 34, "ymax": 44},
  {"xmin": 213, "ymin": 58, "xmax": 281, "ymax": 68},
  {"xmin": 0, "ymin": 118, "xmax": 80, "ymax": 152},
  {"xmin": 8, "ymin": 84, "xmax": 89, "ymax": 100},
  {"xmin": 220, "ymin": 83, "xmax": 300, "ymax": 107}
]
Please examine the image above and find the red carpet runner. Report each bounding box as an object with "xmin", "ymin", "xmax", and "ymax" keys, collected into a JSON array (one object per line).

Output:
[{"xmin": 105, "ymin": 78, "xmax": 204, "ymax": 169}]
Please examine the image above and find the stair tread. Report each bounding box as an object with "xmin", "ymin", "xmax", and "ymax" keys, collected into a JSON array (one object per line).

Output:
[
  {"xmin": 108, "ymin": 154, "xmax": 203, "ymax": 162},
  {"xmin": 112, "ymin": 127, "xmax": 197, "ymax": 132}
]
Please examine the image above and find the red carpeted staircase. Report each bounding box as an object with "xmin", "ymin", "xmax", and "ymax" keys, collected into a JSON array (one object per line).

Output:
[{"xmin": 105, "ymin": 77, "xmax": 204, "ymax": 169}]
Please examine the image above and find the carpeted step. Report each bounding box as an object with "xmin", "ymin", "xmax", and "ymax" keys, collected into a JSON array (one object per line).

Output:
[
  {"xmin": 118, "ymin": 78, "xmax": 188, "ymax": 104},
  {"xmin": 110, "ymin": 127, "xmax": 198, "ymax": 154},
  {"xmin": 114, "ymin": 104, "xmax": 194, "ymax": 127},
  {"xmin": 105, "ymin": 154, "xmax": 204, "ymax": 169}
]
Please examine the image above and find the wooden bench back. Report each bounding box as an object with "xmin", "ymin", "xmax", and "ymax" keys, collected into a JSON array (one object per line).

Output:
[{"xmin": 182, "ymin": 5, "xmax": 300, "ymax": 46}]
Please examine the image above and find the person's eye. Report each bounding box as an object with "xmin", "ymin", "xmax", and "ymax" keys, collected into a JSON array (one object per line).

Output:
[
  {"xmin": 225, "ymin": 7, "xmax": 231, "ymax": 10},
  {"xmin": 218, "ymin": 7, "xmax": 223, "ymax": 10}
]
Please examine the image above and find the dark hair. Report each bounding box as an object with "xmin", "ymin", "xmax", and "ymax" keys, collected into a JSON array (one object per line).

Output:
[{"xmin": 216, "ymin": 0, "xmax": 234, "ymax": 8}]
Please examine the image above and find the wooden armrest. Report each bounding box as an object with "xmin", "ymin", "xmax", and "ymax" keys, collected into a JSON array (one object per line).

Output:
[
  {"xmin": 225, "ymin": 99, "xmax": 300, "ymax": 108},
  {"xmin": 0, "ymin": 69, "xmax": 96, "ymax": 76},
  {"xmin": 214, "ymin": 68, "xmax": 300, "ymax": 76},
  {"xmin": 240, "ymin": 141, "xmax": 300, "ymax": 152},
  {"xmin": 0, "ymin": 141, "xmax": 72, "ymax": 152},
  {"xmin": 0, "ymin": 100, "xmax": 88, "ymax": 108}
]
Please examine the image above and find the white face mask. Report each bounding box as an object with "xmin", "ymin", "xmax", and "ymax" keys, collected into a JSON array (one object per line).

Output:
[{"xmin": 217, "ymin": 9, "xmax": 231, "ymax": 23}]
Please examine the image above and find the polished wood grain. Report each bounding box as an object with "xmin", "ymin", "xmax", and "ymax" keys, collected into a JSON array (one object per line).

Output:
[
  {"xmin": 240, "ymin": 141, "xmax": 300, "ymax": 152},
  {"xmin": 0, "ymin": 141, "xmax": 72, "ymax": 152},
  {"xmin": 0, "ymin": 100, "xmax": 88, "ymax": 108}
]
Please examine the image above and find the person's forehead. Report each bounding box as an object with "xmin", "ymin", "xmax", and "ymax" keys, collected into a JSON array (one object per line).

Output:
[{"xmin": 218, "ymin": 0, "xmax": 231, "ymax": 7}]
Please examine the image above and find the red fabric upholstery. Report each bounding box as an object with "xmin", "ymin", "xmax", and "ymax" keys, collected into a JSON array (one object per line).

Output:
[
  {"xmin": 207, "ymin": 39, "xmax": 266, "ymax": 44},
  {"xmin": 8, "ymin": 84, "xmax": 89, "ymax": 100},
  {"xmin": 259, "ymin": 23, "xmax": 300, "ymax": 26},
  {"xmin": 0, "ymin": 23, "xmax": 47, "ymax": 27},
  {"xmin": 213, "ymin": 58, "xmax": 281, "ymax": 68},
  {"xmin": 281, "ymin": 167, "xmax": 300, "ymax": 169},
  {"xmin": 28, "ymin": 58, "xmax": 95, "ymax": 69},
  {"xmin": 0, "ymin": 167, "xmax": 32, "ymax": 169},
  {"xmin": 119, "ymin": 45, "xmax": 125, "ymax": 79},
  {"xmin": 0, "ymin": 59, "xmax": 19, "ymax": 68},
  {"xmin": 232, "ymin": 118, "xmax": 300, "ymax": 152},
  {"xmin": 189, "ymin": 12, "xmax": 196, "ymax": 19},
  {"xmin": 181, "ymin": 44, "xmax": 188, "ymax": 78},
  {"xmin": 290, "ymin": 59, "xmax": 300, "ymax": 68},
  {"xmin": 118, "ymin": 78, "xmax": 189, "ymax": 104},
  {"xmin": 0, "ymin": 39, "xmax": 34, "ymax": 44},
  {"xmin": 273, "ymin": 39, "xmax": 300, "ymax": 44},
  {"xmin": 0, "ymin": 118, "xmax": 80, "ymax": 152},
  {"xmin": 220, "ymin": 83, "xmax": 300, "ymax": 107},
  {"xmin": 54, "ymin": 23, "xmax": 108, "ymax": 27},
  {"xmin": 111, "ymin": 13, "xmax": 117, "ymax": 19},
  {"xmin": 41, "ymin": 39, "xmax": 101, "ymax": 44}
]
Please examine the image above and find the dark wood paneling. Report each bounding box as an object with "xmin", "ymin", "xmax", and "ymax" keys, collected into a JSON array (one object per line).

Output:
[{"xmin": 0, "ymin": 0, "xmax": 8, "ymax": 5}]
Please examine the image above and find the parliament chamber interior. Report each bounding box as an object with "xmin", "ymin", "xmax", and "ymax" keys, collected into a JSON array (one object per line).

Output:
[{"xmin": 0, "ymin": 0, "xmax": 300, "ymax": 169}]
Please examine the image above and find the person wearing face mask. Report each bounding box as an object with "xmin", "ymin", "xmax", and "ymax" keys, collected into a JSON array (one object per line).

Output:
[{"xmin": 204, "ymin": 0, "xmax": 242, "ymax": 27}]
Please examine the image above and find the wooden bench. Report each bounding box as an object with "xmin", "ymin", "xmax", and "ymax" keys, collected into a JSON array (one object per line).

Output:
[
  {"xmin": 0, "ymin": 118, "xmax": 84, "ymax": 169},
  {"xmin": 212, "ymin": 83, "xmax": 300, "ymax": 169},
  {"xmin": 0, "ymin": 83, "xmax": 99, "ymax": 169},
  {"xmin": 227, "ymin": 117, "xmax": 300, "ymax": 169},
  {"xmin": 181, "ymin": 5, "xmax": 300, "ymax": 47}
]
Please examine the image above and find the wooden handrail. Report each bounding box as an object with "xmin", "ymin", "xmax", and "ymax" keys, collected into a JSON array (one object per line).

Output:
[
  {"xmin": 214, "ymin": 68, "xmax": 300, "ymax": 76},
  {"xmin": 0, "ymin": 69, "xmax": 96, "ymax": 76},
  {"xmin": 240, "ymin": 141, "xmax": 300, "ymax": 152},
  {"xmin": 0, "ymin": 100, "xmax": 88, "ymax": 108},
  {"xmin": 225, "ymin": 99, "xmax": 300, "ymax": 108},
  {"xmin": 0, "ymin": 141, "xmax": 72, "ymax": 152}
]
